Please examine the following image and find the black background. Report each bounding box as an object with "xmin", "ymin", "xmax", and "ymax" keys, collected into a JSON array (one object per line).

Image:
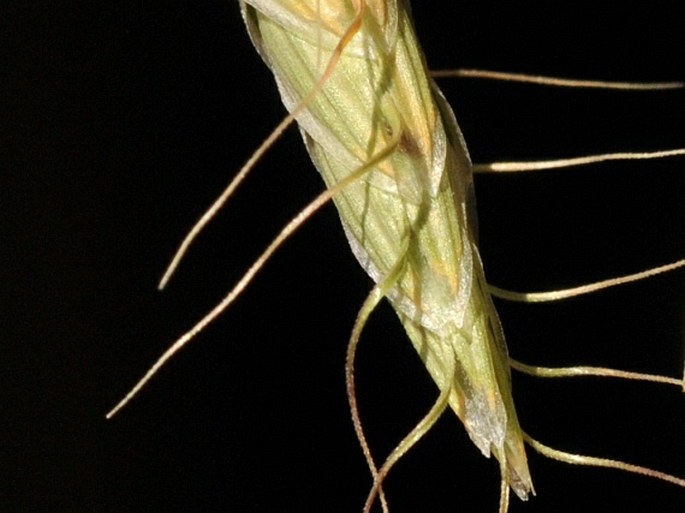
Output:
[{"xmin": 4, "ymin": 2, "xmax": 684, "ymax": 512}]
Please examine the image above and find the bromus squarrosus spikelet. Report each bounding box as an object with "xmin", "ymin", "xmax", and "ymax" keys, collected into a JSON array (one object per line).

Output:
[{"xmin": 108, "ymin": 2, "xmax": 684, "ymax": 511}]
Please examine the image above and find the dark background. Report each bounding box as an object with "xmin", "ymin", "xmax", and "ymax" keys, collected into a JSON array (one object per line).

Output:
[{"xmin": 4, "ymin": 2, "xmax": 684, "ymax": 512}]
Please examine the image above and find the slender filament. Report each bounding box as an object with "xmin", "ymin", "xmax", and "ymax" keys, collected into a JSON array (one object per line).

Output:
[{"xmin": 432, "ymin": 68, "xmax": 684, "ymax": 90}]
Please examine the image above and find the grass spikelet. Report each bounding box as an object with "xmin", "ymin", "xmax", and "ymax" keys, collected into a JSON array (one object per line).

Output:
[{"xmin": 108, "ymin": 2, "xmax": 684, "ymax": 511}]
